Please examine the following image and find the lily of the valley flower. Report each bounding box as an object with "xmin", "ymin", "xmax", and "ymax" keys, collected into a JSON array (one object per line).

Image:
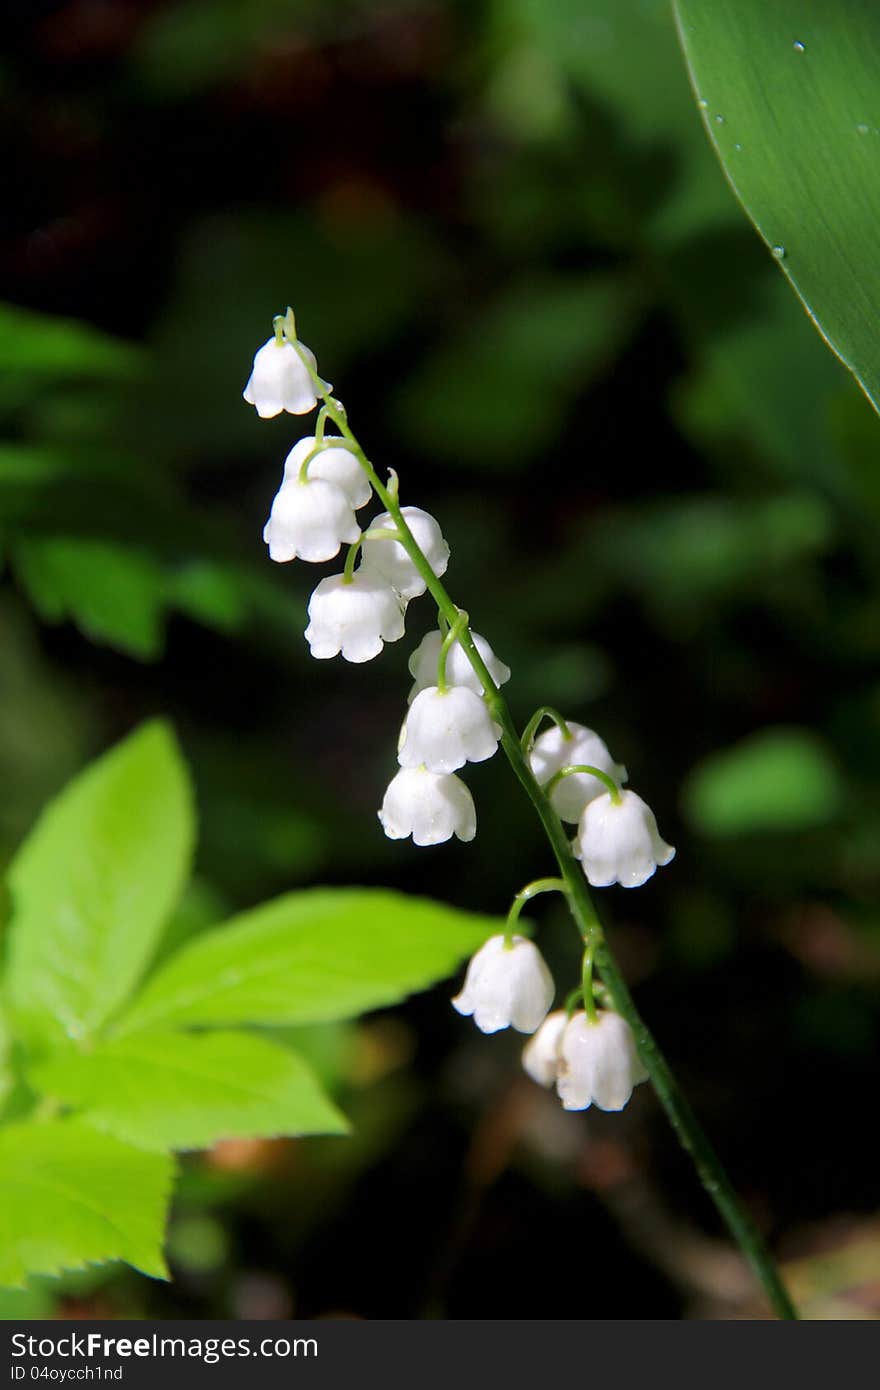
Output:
[
  {"xmin": 283, "ymin": 436, "xmax": 372, "ymax": 510},
  {"xmin": 361, "ymin": 506, "xmax": 450, "ymax": 599},
  {"xmin": 555, "ymin": 1010, "xmax": 648, "ymax": 1111},
  {"xmin": 521, "ymin": 1010, "xmax": 568, "ymax": 1087},
  {"xmin": 452, "ymin": 934, "xmax": 554, "ymax": 1034},
  {"xmin": 407, "ymin": 629, "xmax": 511, "ymax": 704},
  {"xmin": 263, "ymin": 476, "xmax": 360, "ymax": 564},
  {"xmin": 398, "ymin": 685, "xmax": 501, "ymax": 774},
  {"xmin": 243, "ymin": 336, "xmax": 328, "ymax": 418},
  {"xmin": 379, "ymin": 766, "xmax": 476, "ymax": 846},
  {"xmin": 529, "ymin": 721, "xmax": 627, "ymax": 824},
  {"xmin": 574, "ymin": 789, "xmax": 675, "ymax": 889},
  {"xmin": 305, "ymin": 571, "xmax": 405, "ymax": 663}
]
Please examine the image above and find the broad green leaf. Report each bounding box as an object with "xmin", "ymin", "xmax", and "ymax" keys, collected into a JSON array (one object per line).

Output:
[
  {"xmin": 0, "ymin": 1005, "xmax": 12, "ymax": 1108},
  {"xmin": 682, "ymin": 728, "xmax": 844, "ymax": 836},
  {"xmin": 11, "ymin": 537, "xmax": 167, "ymax": 659},
  {"xmin": 0, "ymin": 1119, "xmax": 172, "ymax": 1288},
  {"xmin": 673, "ymin": 1, "xmax": 880, "ymax": 414},
  {"xmin": 6, "ymin": 722, "xmax": 194, "ymax": 1044},
  {"xmin": 116, "ymin": 889, "xmax": 500, "ymax": 1034},
  {"xmin": 498, "ymin": 0, "xmax": 875, "ymax": 499},
  {"xmin": 31, "ymin": 1029, "xmax": 347, "ymax": 1152}
]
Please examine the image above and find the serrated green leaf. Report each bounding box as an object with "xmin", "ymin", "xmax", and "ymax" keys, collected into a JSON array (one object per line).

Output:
[
  {"xmin": 682, "ymin": 728, "xmax": 843, "ymax": 836},
  {"xmin": 31, "ymin": 1029, "xmax": 348, "ymax": 1152},
  {"xmin": 673, "ymin": 0, "xmax": 880, "ymax": 415},
  {"xmin": 5, "ymin": 722, "xmax": 195, "ymax": 1045},
  {"xmin": 0, "ymin": 1119, "xmax": 173, "ymax": 1289},
  {"xmin": 116, "ymin": 889, "xmax": 499, "ymax": 1034}
]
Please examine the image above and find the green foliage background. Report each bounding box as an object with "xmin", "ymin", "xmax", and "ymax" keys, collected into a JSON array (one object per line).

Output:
[{"xmin": 0, "ymin": 0, "xmax": 878, "ymax": 1318}]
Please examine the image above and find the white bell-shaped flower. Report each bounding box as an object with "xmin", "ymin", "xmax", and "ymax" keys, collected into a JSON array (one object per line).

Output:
[
  {"xmin": 283, "ymin": 436, "xmax": 371, "ymax": 510},
  {"xmin": 575, "ymin": 789, "xmax": 675, "ymax": 889},
  {"xmin": 556, "ymin": 1010, "xmax": 648, "ymax": 1111},
  {"xmin": 360, "ymin": 506, "xmax": 450, "ymax": 599},
  {"xmin": 521, "ymin": 1010, "xmax": 568, "ymax": 1087},
  {"xmin": 398, "ymin": 685, "xmax": 501, "ymax": 774},
  {"xmin": 305, "ymin": 571, "xmax": 405, "ymax": 663},
  {"xmin": 243, "ymin": 337, "xmax": 328, "ymax": 418},
  {"xmin": 529, "ymin": 721, "xmax": 627, "ymax": 824},
  {"xmin": 262, "ymin": 476, "xmax": 360, "ymax": 563},
  {"xmin": 452, "ymin": 934, "xmax": 554, "ymax": 1034},
  {"xmin": 407, "ymin": 629, "xmax": 511, "ymax": 704},
  {"xmin": 378, "ymin": 766, "xmax": 476, "ymax": 846}
]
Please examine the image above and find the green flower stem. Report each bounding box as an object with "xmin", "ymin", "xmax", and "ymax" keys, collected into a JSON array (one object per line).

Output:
[
  {"xmin": 504, "ymin": 876, "xmax": 567, "ymax": 943},
  {"xmin": 342, "ymin": 538, "xmax": 361, "ymax": 584},
  {"xmin": 303, "ymin": 360, "xmax": 797, "ymax": 1320},
  {"xmin": 520, "ymin": 706, "xmax": 572, "ymax": 752},
  {"xmin": 437, "ymin": 611, "xmax": 469, "ymax": 693},
  {"xmin": 581, "ymin": 945, "xmax": 598, "ymax": 1025},
  {"xmin": 544, "ymin": 763, "xmax": 622, "ymax": 804}
]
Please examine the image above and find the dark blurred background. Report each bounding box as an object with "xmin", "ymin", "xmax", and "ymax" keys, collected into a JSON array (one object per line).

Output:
[{"xmin": 1, "ymin": 0, "xmax": 879, "ymax": 1320}]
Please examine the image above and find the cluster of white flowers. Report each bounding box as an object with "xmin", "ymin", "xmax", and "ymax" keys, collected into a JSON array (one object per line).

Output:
[
  {"xmin": 244, "ymin": 318, "xmax": 508, "ymax": 848},
  {"xmin": 524, "ymin": 1008, "xmax": 648, "ymax": 1111},
  {"xmin": 244, "ymin": 316, "xmax": 675, "ymax": 1116}
]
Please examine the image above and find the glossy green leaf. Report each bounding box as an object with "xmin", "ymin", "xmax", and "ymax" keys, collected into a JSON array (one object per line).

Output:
[
  {"xmin": 499, "ymin": 0, "xmax": 876, "ymax": 498},
  {"xmin": 682, "ymin": 728, "xmax": 844, "ymax": 835},
  {"xmin": 31, "ymin": 1030, "xmax": 348, "ymax": 1152},
  {"xmin": 0, "ymin": 1119, "xmax": 172, "ymax": 1288},
  {"xmin": 116, "ymin": 889, "xmax": 499, "ymax": 1033},
  {"xmin": 5, "ymin": 722, "xmax": 194, "ymax": 1044},
  {"xmin": 673, "ymin": 1, "xmax": 880, "ymax": 414}
]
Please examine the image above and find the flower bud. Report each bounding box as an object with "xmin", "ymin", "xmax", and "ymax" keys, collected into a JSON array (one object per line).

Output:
[
  {"xmin": 407, "ymin": 629, "xmax": 511, "ymax": 704},
  {"xmin": 556, "ymin": 1010, "xmax": 648, "ymax": 1111},
  {"xmin": 305, "ymin": 571, "xmax": 405, "ymax": 663},
  {"xmin": 529, "ymin": 721, "xmax": 627, "ymax": 824},
  {"xmin": 283, "ymin": 436, "xmax": 371, "ymax": 510},
  {"xmin": 574, "ymin": 789, "xmax": 675, "ymax": 889},
  {"xmin": 398, "ymin": 685, "xmax": 501, "ymax": 774},
  {"xmin": 360, "ymin": 506, "xmax": 450, "ymax": 599},
  {"xmin": 378, "ymin": 766, "xmax": 476, "ymax": 846},
  {"xmin": 243, "ymin": 337, "xmax": 328, "ymax": 418},
  {"xmin": 263, "ymin": 477, "xmax": 360, "ymax": 563},
  {"xmin": 452, "ymin": 935, "xmax": 554, "ymax": 1034}
]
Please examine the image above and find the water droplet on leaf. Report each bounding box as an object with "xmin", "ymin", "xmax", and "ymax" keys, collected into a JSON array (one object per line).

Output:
[
  {"xmin": 793, "ymin": 40, "xmax": 805, "ymax": 53},
  {"xmin": 771, "ymin": 245, "xmax": 786, "ymax": 260},
  {"xmin": 714, "ymin": 113, "xmax": 725, "ymax": 125}
]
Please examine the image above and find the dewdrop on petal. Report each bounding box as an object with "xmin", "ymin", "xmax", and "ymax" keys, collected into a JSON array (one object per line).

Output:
[
  {"xmin": 305, "ymin": 571, "xmax": 405, "ymax": 663},
  {"xmin": 243, "ymin": 336, "xmax": 329, "ymax": 418},
  {"xmin": 408, "ymin": 629, "xmax": 511, "ymax": 704},
  {"xmin": 556, "ymin": 1010, "xmax": 648, "ymax": 1112},
  {"xmin": 379, "ymin": 766, "xmax": 476, "ymax": 846},
  {"xmin": 529, "ymin": 721, "xmax": 627, "ymax": 824},
  {"xmin": 398, "ymin": 685, "xmax": 501, "ymax": 774},
  {"xmin": 452, "ymin": 935, "xmax": 554, "ymax": 1034},
  {"xmin": 522, "ymin": 1010, "xmax": 568, "ymax": 1087},
  {"xmin": 575, "ymin": 789, "xmax": 675, "ymax": 889},
  {"xmin": 361, "ymin": 506, "xmax": 450, "ymax": 599},
  {"xmin": 263, "ymin": 476, "xmax": 360, "ymax": 563},
  {"xmin": 283, "ymin": 436, "xmax": 371, "ymax": 510}
]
